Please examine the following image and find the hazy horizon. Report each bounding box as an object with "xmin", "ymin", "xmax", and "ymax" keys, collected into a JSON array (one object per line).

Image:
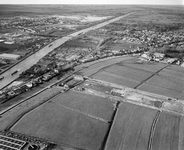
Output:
[{"xmin": 0, "ymin": 0, "xmax": 183, "ymax": 5}]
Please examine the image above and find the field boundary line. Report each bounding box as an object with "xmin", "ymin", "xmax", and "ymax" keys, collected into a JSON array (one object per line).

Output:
[
  {"xmin": 179, "ymin": 117, "xmax": 184, "ymax": 150},
  {"xmin": 60, "ymin": 104, "xmax": 108, "ymax": 123},
  {"xmin": 147, "ymin": 111, "xmax": 161, "ymax": 150},
  {"xmin": 134, "ymin": 64, "xmax": 171, "ymax": 89},
  {"xmin": 101, "ymin": 101, "xmax": 120, "ymax": 150},
  {"xmin": 4, "ymin": 90, "xmax": 63, "ymax": 131}
]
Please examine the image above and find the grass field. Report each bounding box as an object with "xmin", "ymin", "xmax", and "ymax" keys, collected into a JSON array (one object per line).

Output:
[
  {"xmin": 138, "ymin": 83, "xmax": 181, "ymax": 99},
  {"xmin": 105, "ymin": 102, "xmax": 158, "ymax": 150},
  {"xmin": 106, "ymin": 42, "xmax": 140, "ymax": 51},
  {"xmin": 161, "ymin": 68, "xmax": 184, "ymax": 78},
  {"xmin": 77, "ymin": 56, "xmax": 133, "ymax": 76},
  {"xmin": 48, "ymin": 90, "xmax": 116, "ymax": 121},
  {"xmin": 151, "ymin": 112, "xmax": 180, "ymax": 150},
  {"xmin": 0, "ymin": 87, "xmax": 62, "ymax": 130},
  {"xmin": 0, "ymin": 43, "xmax": 18, "ymax": 53},
  {"xmin": 147, "ymin": 75, "xmax": 184, "ymax": 93},
  {"xmin": 158, "ymin": 70, "xmax": 184, "ymax": 86},
  {"xmin": 79, "ymin": 56, "xmax": 184, "ymax": 100},
  {"xmin": 168, "ymin": 65, "xmax": 184, "ymax": 73},
  {"xmin": 82, "ymin": 81, "xmax": 113, "ymax": 93},
  {"xmin": 11, "ymin": 90, "xmax": 116, "ymax": 149},
  {"xmin": 118, "ymin": 60, "xmax": 167, "ymax": 73},
  {"xmin": 104, "ymin": 65, "xmax": 153, "ymax": 82},
  {"xmin": 136, "ymin": 64, "xmax": 184, "ymax": 99},
  {"xmin": 158, "ymin": 70, "xmax": 184, "ymax": 81},
  {"xmin": 92, "ymin": 71, "xmax": 140, "ymax": 88},
  {"xmin": 65, "ymin": 40, "xmax": 96, "ymax": 48},
  {"xmin": 0, "ymin": 5, "xmax": 139, "ymax": 17},
  {"xmin": 0, "ymin": 63, "xmax": 6, "ymax": 68},
  {"xmin": 12, "ymin": 103, "xmax": 109, "ymax": 150}
]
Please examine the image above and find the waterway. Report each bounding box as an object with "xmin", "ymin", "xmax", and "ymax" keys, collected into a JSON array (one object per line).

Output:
[{"xmin": 0, "ymin": 12, "xmax": 133, "ymax": 90}]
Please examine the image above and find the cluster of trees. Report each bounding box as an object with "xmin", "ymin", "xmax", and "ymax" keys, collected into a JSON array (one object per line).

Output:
[
  {"xmin": 110, "ymin": 21, "xmax": 183, "ymax": 32},
  {"xmin": 0, "ymin": 46, "xmax": 9, "ymax": 52},
  {"xmin": 157, "ymin": 45, "xmax": 184, "ymax": 59},
  {"xmin": 135, "ymin": 22, "xmax": 183, "ymax": 32},
  {"xmin": 20, "ymin": 62, "xmax": 57, "ymax": 78}
]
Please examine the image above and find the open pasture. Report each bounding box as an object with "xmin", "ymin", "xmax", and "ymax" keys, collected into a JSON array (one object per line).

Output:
[
  {"xmin": 12, "ymin": 103, "xmax": 109, "ymax": 150},
  {"xmin": 104, "ymin": 65, "xmax": 153, "ymax": 82},
  {"xmin": 138, "ymin": 83, "xmax": 182, "ymax": 99},
  {"xmin": 11, "ymin": 90, "xmax": 116, "ymax": 149},
  {"xmin": 151, "ymin": 112, "xmax": 180, "ymax": 150},
  {"xmin": 118, "ymin": 60, "xmax": 167, "ymax": 73},
  {"xmin": 105, "ymin": 102, "xmax": 158, "ymax": 150},
  {"xmin": 147, "ymin": 75, "xmax": 184, "ymax": 93},
  {"xmin": 92, "ymin": 71, "xmax": 140, "ymax": 88},
  {"xmin": 106, "ymin": 42, "xmax": 140, "ymax": 51},
  {"xmin": 65, "ymin": 40, "xmax": 96, "ymax": 48},
  {"xmin": 48, "ymin": 90, "xmax": 116, "ymax": 121}
]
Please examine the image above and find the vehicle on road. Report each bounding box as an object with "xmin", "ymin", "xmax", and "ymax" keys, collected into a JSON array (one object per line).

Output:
[
  {"xmin": 49, "ymin": 44, "xmax": 53, "ymax": 47},
  {"xmin": 0, "ymin": 76, "xmax": 4, "ymax": 80},
  {"xmin": 11, "ymin": 69, "xmax": 20, "ymax": 76},
  {"xmin": 78, "ymin": 32, "xmax": 83, "ymax": 36}
]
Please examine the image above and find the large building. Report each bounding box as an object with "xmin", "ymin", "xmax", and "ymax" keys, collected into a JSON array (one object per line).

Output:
[{"xmin": 0, "ymin": 53, "xmax": 20, "ymax": 60}]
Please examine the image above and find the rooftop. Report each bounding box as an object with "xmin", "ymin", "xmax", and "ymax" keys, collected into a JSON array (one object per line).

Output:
[{"xmin": 0, "ymin": 53, "xmax": 20, "ymax": 60}]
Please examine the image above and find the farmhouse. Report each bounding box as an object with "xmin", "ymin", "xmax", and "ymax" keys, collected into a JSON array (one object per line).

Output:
[{"xmin": 153, "ymin": 52, "xmax": 165, "ymax": 60}]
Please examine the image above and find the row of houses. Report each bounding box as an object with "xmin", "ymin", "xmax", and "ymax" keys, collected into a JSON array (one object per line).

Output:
[{"xmin": 140, "ymin": 52, "xmax": 177, "ymax": 64}]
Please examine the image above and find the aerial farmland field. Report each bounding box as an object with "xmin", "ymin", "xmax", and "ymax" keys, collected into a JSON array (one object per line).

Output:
[
  {"xmin": 151, "ymin": 112, "xmax": 180, "ymax": 150},
  {"xmin": 167, "ymin": 65, "xmax": 184, "ymax": 73},
  {"xmin": 11, "ymin": 90, "xmax": 116, "ymax": 150},
  {"xmin": 118, "ymin": 60, "xmax": 167, "ymax": 73},
  {"xmin": 65, "ymin": 40, "xmax": 97, "ymax": 48},
  {"xmin": 92, "ymin": 71, "xmax": 140, "ymax": 88},
  {"xmin": 12, "ymin": 103, "xmax": 109, "ymax": 150},
  {"xmin": 158, "ymin": 70, "xmax": 184, "ymax": 81},
  {"xmin": 103, "ymin": 65, "xmax": 153, "ymax": 82},
  {"xmin": 0, "ymin": 87, "xmax": 62, "ymax": 130},
  {"xmin": 1, "ymin": 4, "xmax": 184, "ymax": 150},
  {"xmin": 138, "ymin": 83, "xmax": 182, "ymax": 99},
  {"xmin": 158, "ymin": 72, "xmax": 184, "ymax": 86},
  {"xmin": 47, "ymin": 90, "xmax": 116, "ymax": 121},
  {"xmin": 105, "ymin": 102, "xmax": 158, "ymax": 150},
  {"xmin": 77, "ymin": 56, "xmax": 133, "ymax": 76},
  {"xmin": 147, "ymin": 75, "xmax": 184, "ymax": 93},
  {"xmin": 161, "ymin": 68, "xmax": 184, "ymax": 78},
  {"xmin": 106, "ymin": 42, "xmax": 140, "ymax": 51}
]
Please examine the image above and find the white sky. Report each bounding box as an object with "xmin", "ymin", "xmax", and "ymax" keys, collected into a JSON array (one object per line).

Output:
[{"xmin": 0, "ymin": 0, "xmax": 183, "ymax": 5}]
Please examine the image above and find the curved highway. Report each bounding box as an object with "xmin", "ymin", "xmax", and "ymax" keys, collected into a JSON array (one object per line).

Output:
[{"xmin": 0, "ymin": 12, "xmax": 133, "ymax": 90}]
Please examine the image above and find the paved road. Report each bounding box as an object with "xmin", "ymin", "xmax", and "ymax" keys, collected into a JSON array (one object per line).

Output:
[{"xmin": 0, "ymin": 12, "xmax": 133, "ymax": 90}]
